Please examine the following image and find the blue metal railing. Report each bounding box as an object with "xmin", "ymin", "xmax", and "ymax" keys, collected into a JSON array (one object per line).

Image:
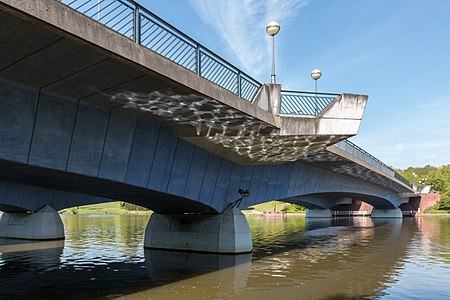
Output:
[
  {"xmin": 58, "ymin": 0, "xmax": 261, "ymax": 101},
  {"xmin": 280, "ymin": 91, "xmax": 339, "ymax": 116},
  {"xmin": 334, "ymin": 140, "xmax": 413, "ymax": 188}
]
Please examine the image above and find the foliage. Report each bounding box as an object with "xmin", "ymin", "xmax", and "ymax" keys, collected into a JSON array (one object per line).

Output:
[
  {"xmin": 249, "ymin": 201, "xmax": 305, "ymax": 213},
  {"xmin": 397, "ymin": 164, "xmax": 450, "ymax": 212},
  {"xmin": 282, "ymin": 204, "xmax": 306, "ymax": 213},
  {"xmin": 59, "ymin": 202, "xmax": 152, "ymax": 215}
]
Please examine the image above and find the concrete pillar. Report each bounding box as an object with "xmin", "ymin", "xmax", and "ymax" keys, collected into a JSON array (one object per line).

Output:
[
  {"xmin": 371, "ymin": 208, "xmax": 403, "ymax": 218},
  {"xmin": 144, "ymin": 208, "xmax": 252, "ymax": 254},
  {"xmin": 305, "ymin": 208, "xmax": 332, "ymax": 218},
  {"xmin": 0, "ymin": 205, "xmax": 64, "ymax": 240},
  {"xmin": 252, "ymin": 83, "xmax": 281, "ymax": 114}
]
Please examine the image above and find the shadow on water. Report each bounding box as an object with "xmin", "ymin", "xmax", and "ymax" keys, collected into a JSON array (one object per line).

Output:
[
  {"xmin": 0, "ymin": 237, "xmax": 252, "ymax": 300},
  {"xmin": 0, "ymin": 214, "xmax": 435, "ymax": 300}
]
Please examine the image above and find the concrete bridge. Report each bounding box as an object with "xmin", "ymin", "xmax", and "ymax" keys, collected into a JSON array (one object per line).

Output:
[{"xmin": 0, "ymin": 0, "xmax": 414, "ymax": 253}]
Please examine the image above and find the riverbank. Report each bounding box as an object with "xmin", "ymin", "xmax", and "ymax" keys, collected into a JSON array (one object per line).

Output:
[
  {"xmin": 59, "ymin": 201, "xmax": 306, "ymax": 216},
  {"xmin": 417, "ymin": 213, "xmax": 450, "ymax": 217},
  {"xmin": 59, "ymin": 202, "xmax": 152, "ymax": 215}
]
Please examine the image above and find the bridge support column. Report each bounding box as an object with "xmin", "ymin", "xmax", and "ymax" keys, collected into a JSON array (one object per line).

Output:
[
  {"xmin": 305, "ymin": 209, "xmax": 332, "ymax": 218},
  {"xmin": 144, "ymin": 208, "xmax": 252, "ymax": 254},
  {"xmin": 0, "ymin": 205, "xmax": 64, "ymax": 240},
  {"xmin": 371, "ymin": 208, "xmax": 403, "ymax": 218}
]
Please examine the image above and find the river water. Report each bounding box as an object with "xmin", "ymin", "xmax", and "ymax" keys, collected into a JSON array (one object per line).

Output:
[{"xmin": 0, "ymin": 214, "xmax": 449, "ymax": 300}]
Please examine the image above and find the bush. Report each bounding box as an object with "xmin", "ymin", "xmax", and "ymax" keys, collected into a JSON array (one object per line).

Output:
[{"xmin": 282, "ymin": 204, "xmax": 306, "ymax": 213}]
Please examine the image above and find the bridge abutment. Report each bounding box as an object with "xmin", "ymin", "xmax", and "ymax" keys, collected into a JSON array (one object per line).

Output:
[
  {"xmin": 144, "ymin": 208, "xmax": 252, "ymax": 254},
  {"xmin": 371, "ymin": 208, "xmax": 403, "ymax": 218},
  {"xmin": 0, "ymin": 205, "xmax": 64, "ymax": 240}
]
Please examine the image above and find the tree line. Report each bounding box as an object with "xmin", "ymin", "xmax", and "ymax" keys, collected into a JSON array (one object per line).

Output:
[{"xmin": 396, "ymin": 165, "xmax": 450, "ymax": 212}]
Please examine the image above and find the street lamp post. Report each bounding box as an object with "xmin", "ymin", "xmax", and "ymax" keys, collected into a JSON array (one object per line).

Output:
[
  {"xmin": 311, "ymin": 69, "xmax": 322, "ymax": 114},
  {"xmin": 97, "ymin": 0, "xmax": 101, "ymax": 20},
  {"xmin": 266, "ymin": 21, "xmax": 280, "ymax": 84}
]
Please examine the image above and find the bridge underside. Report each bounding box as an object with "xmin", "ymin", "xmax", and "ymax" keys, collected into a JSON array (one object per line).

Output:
[{"xmin": 286, "ymin": 193, "xmax": 398, "ymax": 210}]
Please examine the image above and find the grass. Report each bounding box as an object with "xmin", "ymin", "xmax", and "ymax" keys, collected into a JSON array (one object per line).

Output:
[
  {"xmin": 59, "ymin": 202, "xmax": 152, "ymax": 215},
  {"xmin": 247, "ymin": 201, "xmax": 305, "ymax": 213},
  {"xmin": 423, "ymin": 209, "xmax": 450, "ymax": 215}
]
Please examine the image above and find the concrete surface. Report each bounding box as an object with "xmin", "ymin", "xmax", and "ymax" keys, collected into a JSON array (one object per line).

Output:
[
  {"xmin": 371, "ymin": 208, "xmax": 403, "ymax": 218},
  {"xmin": 0, "ymin": 205, "xmax": 64, "ymax": 240},
  {"xmin": 305, "ymin": 209, "xmax": 332, "ymax": 218},
  {"xmin": 144, "ymin": 207, "xmax": 252, "ymax": 254}
]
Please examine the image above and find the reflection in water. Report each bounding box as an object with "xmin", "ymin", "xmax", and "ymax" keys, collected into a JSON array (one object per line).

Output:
[{"xmin": 0, "ymin": 215, "xmax": 448, "ymax": 299}]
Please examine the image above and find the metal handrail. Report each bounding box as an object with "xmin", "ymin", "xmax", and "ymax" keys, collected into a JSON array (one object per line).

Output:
[
  {"xmin": 334, "ymin": 140, "xmax": 413, "ymax": 188},
  {"xmin": 280, "ymin": 90, "xmax": 339, "ymax": 116},
  {"xmin": 58, "ymin": 0, "xmax": 261, "ymax": 101}
]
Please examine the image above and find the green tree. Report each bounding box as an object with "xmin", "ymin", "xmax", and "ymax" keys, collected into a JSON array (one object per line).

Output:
[{"xmin": 397, "ymin": 164, "xmax": 450, "ymax": 212}]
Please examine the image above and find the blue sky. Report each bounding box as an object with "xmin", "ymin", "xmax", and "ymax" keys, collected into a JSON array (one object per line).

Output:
[{"xmin": 140, "ymin": 0, "xmax": 450, "ymax": 169}]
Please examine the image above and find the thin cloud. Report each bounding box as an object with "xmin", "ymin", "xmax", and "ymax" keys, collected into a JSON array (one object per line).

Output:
[{"xmin": 188, "ymin": 0, "xmax": 310, "ymax": 78}]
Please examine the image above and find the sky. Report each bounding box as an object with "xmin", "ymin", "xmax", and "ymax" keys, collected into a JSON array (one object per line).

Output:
[{"xmin": 139, "ymin": 0, "xmax": 450, "ymax": 169}]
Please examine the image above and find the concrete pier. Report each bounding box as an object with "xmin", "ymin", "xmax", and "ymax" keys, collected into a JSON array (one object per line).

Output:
[
  {"xmin": 144, "ymin": 208, "xmax": 252, "ymax": 254},
  {"xmin": 0, "ymin": 205, "xmax": 64, "ymax": 240},
  {"xmin": 371, "ymin": 208, "xmax": 403, "ymax": 218},
  {"xmin": 305, "ymin": 209, "xmax": 332, "ymax": 218}
]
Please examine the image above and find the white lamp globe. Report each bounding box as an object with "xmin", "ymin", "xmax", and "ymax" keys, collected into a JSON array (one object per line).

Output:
[
  {"xmin": 311, "ymin": 69, "xmax": 322, "ymax": 80},
  {"xmin": 266, "ymin": 21, "xmax": 280, "ymax": 36}
]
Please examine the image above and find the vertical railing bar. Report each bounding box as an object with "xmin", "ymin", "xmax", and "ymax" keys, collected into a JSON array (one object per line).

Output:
[
  {"xmin": 237, "ymin": 71, "xmax": 241, "ymax": 97},
  {"xmin": 196, "ymin": 46, "xmax": 201, "ymax": 75},
  {"xmin": 133, "ymin": 2, "xmax": 140, "ymax": 43}
]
